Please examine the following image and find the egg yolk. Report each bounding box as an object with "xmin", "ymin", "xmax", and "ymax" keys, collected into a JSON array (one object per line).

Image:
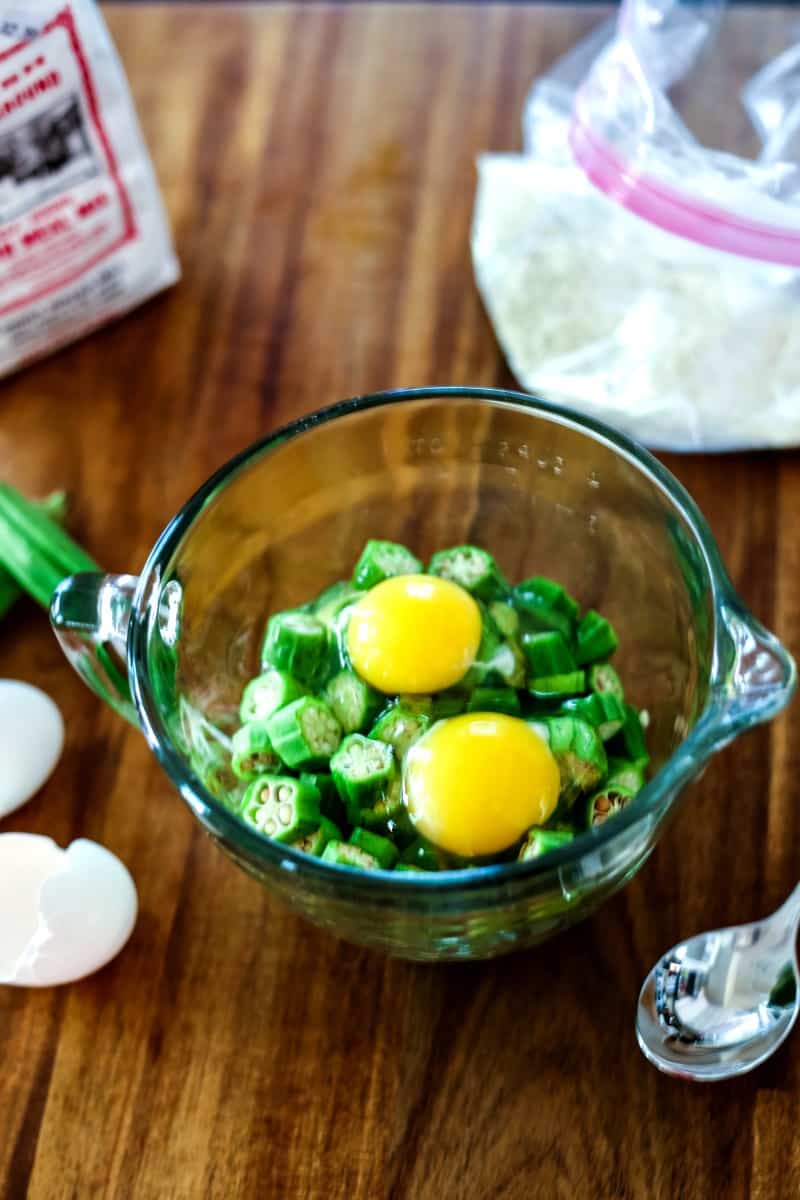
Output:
[
  {"xmin": 346, "ymin": 574, "xmax": 482, "ymax": 694},
  {"xmin": 404, "ymin": 714, "xmax": 560, "ymax": 858}
]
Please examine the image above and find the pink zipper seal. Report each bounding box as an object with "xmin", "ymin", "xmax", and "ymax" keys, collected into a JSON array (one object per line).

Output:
[{"xmin": 569, "ymin": 106, "xmax": 800, "ymax": 268}]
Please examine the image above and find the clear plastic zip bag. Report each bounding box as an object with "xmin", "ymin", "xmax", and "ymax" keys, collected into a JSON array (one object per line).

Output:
[{"xmin": 472, "ymin": 0, "xmax": 800, "ymax": 451}]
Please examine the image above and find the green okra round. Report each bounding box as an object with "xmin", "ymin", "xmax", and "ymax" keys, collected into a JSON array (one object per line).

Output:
[
  {"xmin": 241, "ymin": 774, "xmax": 321, "ymax": 842},
  {"xmin": 609, "ymin": 704, "xmax": 650, "ymax": 768},
  {"xmin": 266, "ymin": 695, "xmax": 342, "ymax": 768},
  {"xmin": 312, "ymin": 581, "xmax": 364, "ymax": 626},
  {"xmin": 480, "ymin": 638, "xmax": 527, "ymax": 690},
  {"xmin": 605, "ymin": 757, "xmax": 646, "ymax": 794},
  {"xmin": 357, "ymin": 775, "xmax": 408, "ymax": 834},
  {"xmin": 368, "ymin": 705, "xmax": 431, "ymax": 758},
  {"xmin": 323, "ymin": 669, "xmax": 381, "ymax": 733},
  {"xmin": 514, "ymin": 576, "xmax": 579, "ymax": 622},
  {"xmin": 517, "ymin": 827, "xmax": 575, "ymax": 861},
  {"xmin": 543, "ymin": 715, "xmax": 608, "ymax": 806},
  {"xmin": 431, "ymin": 691, "xmax": 468, "ymax": 719},
  {"xmin": 575, "ymin": 609, "xmax": 619, "ymax": 666},
  {"xmin": 521, "ymin": 630, "xmax": 576, "ymax": 678},
  {"xmin": 239, "ymin": 668, "xmax": 307, "ymax": 724},
  {"xmin": 291, "ymin": 815, "xmax": 342, "ymax": 857},
  {"xmin": 396, "ymin": 694, "xmax": 434, "ymax": 716},
  {"xmin": 588, "ymin": 661, "xmax": 625, "ymax": 700},
  {"xmin": 459, "ymin": 608, "xmax": 503, "ymax": 688},
  {"xmin": 321, "ymin": 840, "xmax": 381, "ymax": 871},
  {"xmin": 467, "ymin": 687, "xmax": 521, "ymax": 717},
  {"xmin": 528, "ymin": 671, "xmax": 586, "ymax": 699},
  {"xmin": 428, "ymin": 545, "xmax": 508, "ymax": 601},
  {"xmin": 559, "ymin": 691, "xmax": 625, "ymax": 741},
  {"xmin": 330, "ymin": 733, "xmax": 396, "ymax": 823},
  {"xmin": 399, "ymin": 836, "xmax": 448, "ymax": 871},
  {"xmin": 512, "ymin": 577, "xmax": 577, "ymax": 641},
  {"xmin": 352, "ymin": 540, "xmax": 422, "ymax": 589},
  {"xmin": 349, "ymin": 826, "xmax": 399, "ymax": 870},
  {"xmin": 488, "ymin": 600, "xmax": 520, "ymax": 638},
  {"xmin": 585, "ymin": 783, "xmax": 636, "ymax": 828},
  {"xmin": 300, "ymin": 771, "xmax": 346, "ymax": 825},
  {"xmin": 261, "ymin": 610, "xmax": 330, "ymax": 685},
  {"xmin": 231, "ymin": 721, "xmax": 281, "ymax": 781}
]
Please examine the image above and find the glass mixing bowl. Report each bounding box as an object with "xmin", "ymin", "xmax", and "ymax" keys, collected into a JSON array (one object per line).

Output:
[{"xmin": 50, "ymin": 388, "xmax": 796, "ymax": 961}]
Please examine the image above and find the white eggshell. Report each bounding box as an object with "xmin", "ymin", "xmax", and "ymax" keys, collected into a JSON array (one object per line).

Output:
[
  {"xmin": 0, "ymin": 681, "xmax": 64, "ymax": 818},
  {"xmin": 0, "ymin": 834, "xmax": 137, "ymax": 987}
]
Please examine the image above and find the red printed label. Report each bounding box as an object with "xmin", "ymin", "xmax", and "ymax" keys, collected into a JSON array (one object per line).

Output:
[{"xmin": 0, "ymin": 7, "xmax": 136, "ymax": 316}]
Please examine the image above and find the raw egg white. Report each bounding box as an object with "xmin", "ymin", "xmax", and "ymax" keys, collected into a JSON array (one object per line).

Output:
[
  {"xmin": 346, "ymin": 574, "xmax": 482, "ymax": 694},
  {"xmin": 0, "ymin": 680, "xmax": 64, "ymax": 818},
  {"xmin": 404, "ymin": 713, "xmax": 560, "ymax": 857},
  {"xmin": 0, "ymin": 835, "xmax": 137, "ymax": 987}
]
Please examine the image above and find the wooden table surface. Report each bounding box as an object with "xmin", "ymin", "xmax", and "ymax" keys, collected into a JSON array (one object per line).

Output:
[{"xmin": 2, "ymin": 4, "xmax": 800, "ymax": 1197}]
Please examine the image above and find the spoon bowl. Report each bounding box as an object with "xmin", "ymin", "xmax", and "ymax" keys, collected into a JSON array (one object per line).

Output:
[{"xmin": 637, "ymin": 884, "xmax": 800, "ymax": 1081}]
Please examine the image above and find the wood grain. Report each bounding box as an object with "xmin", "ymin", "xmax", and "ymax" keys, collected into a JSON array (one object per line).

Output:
[{"xmin": 1, "ymin": 4, "xmax": 799, "ymax": 1197}]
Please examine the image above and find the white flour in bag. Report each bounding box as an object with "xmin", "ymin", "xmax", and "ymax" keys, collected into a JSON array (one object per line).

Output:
[{"xmin": 0, "ymin": 3, "xmax": 178, "ymax": 375}]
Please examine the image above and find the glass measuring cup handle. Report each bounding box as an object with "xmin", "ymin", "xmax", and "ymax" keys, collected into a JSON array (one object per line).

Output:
[
  {"xmin": 712, "ymin": 601, "xmax": 797, "ymax": 741},
  {"xmin": 49, "ymin": 572, "xmax": 140, "ymax": 727}
]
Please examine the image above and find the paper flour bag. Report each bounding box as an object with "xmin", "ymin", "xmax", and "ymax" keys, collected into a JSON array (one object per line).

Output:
[{"xmin": 0, "ymin": 3, "xmax": 178, "ymax": 375}]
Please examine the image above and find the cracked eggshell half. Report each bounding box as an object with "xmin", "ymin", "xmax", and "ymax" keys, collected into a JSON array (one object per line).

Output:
[
  {"xmin": 0, "ymin": 681, "xmax": 64, "ymax": 818},
  {"xmin": 0, "ymin": 835, "xmax": 137, "ymax": 986}
]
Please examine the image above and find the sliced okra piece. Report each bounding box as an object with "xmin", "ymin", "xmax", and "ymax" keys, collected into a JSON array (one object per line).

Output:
[
  {"xmin": 330, "ymin": 733, "xmax": 396, "ymax": 821},
  {"xmin": 196, "ymin": 755, "xmax": 239, "ymax": 808},
  {"xmin": 266, "ymin": 696, "xmax": 342, "ymax": 768},
  {"xmin": 467, "ymin": 687, "xmax": 521, "ymax": 716},
  {"xmin": 312, "ymin": 581, "xmax": 364, "ymax": 626},
  {"xmin": 514, "ymin": 576, "xmax": 579, "ymax": 621},
  {"xmin": 460, "ymin": 608, "xmax": 503, "ymax": 688},
  {"xmin": 588, "ymin": 661, "xmax": 625, "ymax": 700},
  {"xmin": 397, "ymin": 694, "xmax": 434, "ymax": 716},
  {"xmin": 357, "ymin": 775, "xmax": 408, "ymax": 834},
  {"xmin": 489, "ymin": 600, "xmax": 520, "ymax": 638},
  {"xmin": 399, "ymin": 836, "xmax": 448, "ymax": 871},
  {"xmin": 609, "ymin": 704, "xmax": 650, "ymax": 768},
  {"xmin": 231, "ymin": 721, "xmax": 282, "ymax": 781},
  {"xmin": 606, "ymin": 757, "xmax": 646, "ymax": 794},
  {"xmin": 518, "ymin": 827, "xmax": 575, "ymax": 861},
  {"xmin": 543, "ymin": 716, "xmax": 608, "ymax": 806},
  {"xmin": 586, "ymin": 783, "xmax": 635, "ymax": 828},
  {"xmin": 528, "ymin": 671, "xmax": 586, "ymax": 698},
  {"xmin": 432, "ymin": 691, "xmax": 468, "ymax": 719},
  {"xmin": 349, "ymin": 826, "xmax": 399, "ymax": 870},
  {"xmin": 369, "ymin": 706, "xmax": 431, "ymax": 758},
  {"xmin": 241, "ymin": 774, "xmax": 321, "ymax": 842},
  {"xmin": 290, "ymin": 815, "xmax": 342, "ymax": 857},
  {"xmin": 428, "ymin": 545, "xmax": 508, "ymax": 601},
  {"xmin": 312, "ymin": 582, "xmax": 365, "ymax": 670},
  {"xmin": 352, "ymin": 539, "xmax": 422, "ymax": 589},
  {"xmin": 323, "ymin": 669, "xmax": 381, "ymax": 733},
  {"xmin": 560, "ymin": 691, "xmax": 625, "ymax": 741},
  {"xmin": 321, "ymin": 840, "xmax": 381, "ymax": 870},
  {"xmin": 521, "ymin": 630, "xmax": 576, "ymax": 678},
  {"xmin": 575, "ymin": 609, "xmax": 618, "ymax": 665},
  {"xmin": 513, "ymin": 578, "xmax": 577, "ymax": 640},
  {"xmin": 239, "ymin": 668, "xmax": 307, "ymax": 724},
  {"xmin": 490, "ymin": 639, "xmax": 527, "ymax": 689},
  {"xmin": 301, "ymin": 771, "xmax": 346, "ymax": 824},
  {"xmin": 261, "ymin": 610, "xmax": 329, "ymax": 685}
]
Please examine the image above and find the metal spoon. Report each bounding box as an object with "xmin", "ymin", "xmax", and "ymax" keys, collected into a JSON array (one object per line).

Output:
[{"xmin": 636, "ymin": 884, "xmax": 800, "ymax": 1081}]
